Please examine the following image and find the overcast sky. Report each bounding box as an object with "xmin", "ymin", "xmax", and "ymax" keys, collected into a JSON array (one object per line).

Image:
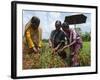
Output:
[{"xmin": 23, "ymin": 10, "xmax": 91, "ymax": 39}]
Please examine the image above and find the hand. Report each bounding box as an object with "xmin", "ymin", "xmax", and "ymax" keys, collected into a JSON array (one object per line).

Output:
[
  {"xmin": 60, "ymin": 45, "xmax": 69, "ymax": 52},
  {"xmin": 60, "ymin": 48, "xmax": 64, "ymax": 52},
  {"xmin": 49, "ymin": 45, "xmax": 52, "ymax": 48},
  {"xmin": 37, "ymin": 47, "xmax": 41, "ymax": 53},
  {"xmin": 64, "ymin": 45, "xmax": 69, "ymax": 49},
  {"xmin": 53, "ymin": 48, "xmax": 58, "ymax": 52},
  {"xmin": 52, "ymin": 48, "xmax": 57, "ymax": 55},
  {"xmin": 33, "ymin": 47, "xmax": 38, "ymax": 53}
]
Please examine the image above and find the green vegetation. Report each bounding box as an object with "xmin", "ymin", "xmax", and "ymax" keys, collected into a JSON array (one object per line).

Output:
[
  {"xmin": 79, "ymin": 42, "xmax": 91, "ymax": 66},
  {"xmin": 23, "ymin": 41, "xmax": 91, "ymax": 69},
  {"xmin": 81, "ymin": 32, "xmax": 91, "ymax": 41}
]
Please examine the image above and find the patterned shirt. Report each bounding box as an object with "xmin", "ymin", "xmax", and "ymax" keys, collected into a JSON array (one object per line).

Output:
[{"xmin": 64, "ymin": 29, "xmax": 82, "ymax": 44}]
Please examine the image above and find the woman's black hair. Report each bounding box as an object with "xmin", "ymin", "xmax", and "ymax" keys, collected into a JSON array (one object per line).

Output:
[
  {"xmin": 31, "ymin": 16, "xmax": 40, "ymax": 27},
  {"xmin": 55, "ymin": 20, "xmax": 61, "ymax": 27},
  {"xmin": 62, "ymin": 22, "xmax": 69, "ymax": 29}
]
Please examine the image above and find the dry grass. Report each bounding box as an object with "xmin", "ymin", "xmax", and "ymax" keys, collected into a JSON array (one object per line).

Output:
[{"xmin": 23, "ymin": 41, "xmax": 91, "ymax": 69}]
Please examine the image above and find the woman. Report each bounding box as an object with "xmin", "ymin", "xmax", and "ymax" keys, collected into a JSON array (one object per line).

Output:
[
  {"xmin": 23, "ymin": 16, "xmax": 42, "ymax": 69},
  {"xmin": 61, "ymin": 22, "xmax": 82, "ymax": 67}
]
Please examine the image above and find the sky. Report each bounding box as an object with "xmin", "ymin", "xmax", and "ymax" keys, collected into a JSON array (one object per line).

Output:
[{"xmin": 23, "ymin": 10, "xmax": 91, "ymax": 39}]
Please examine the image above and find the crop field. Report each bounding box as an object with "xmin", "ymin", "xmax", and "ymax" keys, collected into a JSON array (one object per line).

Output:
[{"xmin": 23, "ymin": 41, "xmax": 91, "ymax": 69}]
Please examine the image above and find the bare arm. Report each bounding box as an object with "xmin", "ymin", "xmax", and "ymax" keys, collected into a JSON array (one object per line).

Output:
[
  {"xmin": 63, "ymin": 40, "xmax": 76, "ymax": 49},
  {"xmin": 49, "ymin": 39, "xmax": 52, "ymax": 48},
  {"xmin": 63, "ymin": 29, "xmax": 77, "ymax": 50}
]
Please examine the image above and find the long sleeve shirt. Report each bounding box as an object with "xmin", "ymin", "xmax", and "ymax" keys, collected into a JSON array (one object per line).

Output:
[{"xmin": 25, "ymin": 26, "xmax": 42, "ymax": 48}]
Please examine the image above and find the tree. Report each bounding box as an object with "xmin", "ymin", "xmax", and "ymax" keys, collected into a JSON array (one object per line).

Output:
[{"xmin": 82, "ymin": 32, "xmax": 91, "ymax": 41}]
